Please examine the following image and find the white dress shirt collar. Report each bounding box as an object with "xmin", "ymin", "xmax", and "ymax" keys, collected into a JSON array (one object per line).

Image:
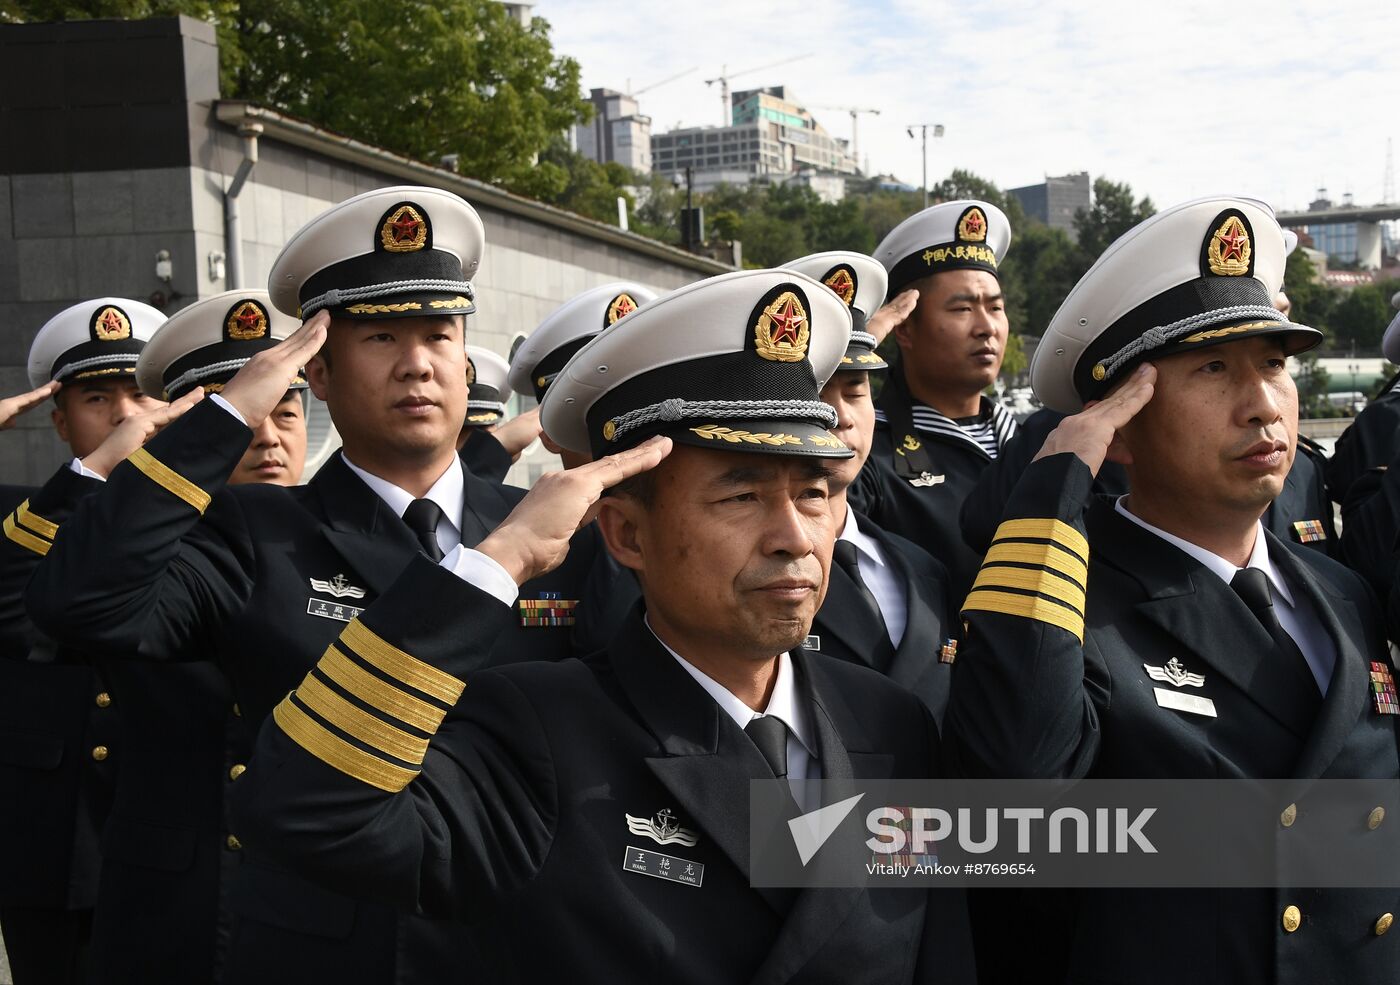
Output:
[
  {"xmin": 1114, "ymin": 497, "xmax": 1293, "ymax": 605},
  {"xmin": 645, "ymin": 618, "xmax": 816, "ymax": 759},
  {"xmin": 837, "ymin": 502, "xmax": 887, "ymax": 572},
  {"xmin": 341, "ymin": 452, "xmax": 463, "ymax": 551}
]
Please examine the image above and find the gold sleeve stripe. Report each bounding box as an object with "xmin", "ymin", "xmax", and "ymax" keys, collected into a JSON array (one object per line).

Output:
[
  {"xmin": 15, "ymin": 501, "xmax": 58, "ymax": 540},
  {"xmin": 341, "ymin": 619, "xmax": 465, "ymax": 705},
  {"xmin": 273, "ymin": 696, "xmax": 418, "ymax": 793},
  {"xmin": 972, "ymin": 565, "xmax": 1084, "ymax": 613},
  {"xmin": 991, "ymin": 518, "xmax": 1088, "ymax": 565},
  {"xmin": 296, "ymin": 673, "xmax": 430, "ymax": 765},
  {"xmin": 962, "ymin": 588, "xmax": 1085, "ymax": 643},
  {"xmin": 3, "ymin": 512, "xmax": 50, "ymax": 556},
  {"xmin": 317, "ymin": 646, "xmax": 447, "ymax": 734},
  {"xmin": 126, "ymin": 448, "xmax": 211, "ymax": 514},
  {"xmin": 982, "ymin": 541, "xmax": 1088, "ymax": 588}
]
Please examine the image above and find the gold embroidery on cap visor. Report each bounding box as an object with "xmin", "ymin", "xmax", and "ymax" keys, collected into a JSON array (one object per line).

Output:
[
  {"xmin": 753, "ymin": 291, "xmax": 810, "ymax": 362},
  {"xmin": 93, "ymin": 306, "xmax": 132, "ymax": 341},
  {"xmin": 606, "ymin": 293, "xmax": 638, "ymax": 325},
  {"xmin": 822, "ymin": 267, "xmax": 856, "ymax": 305},
  {"xmin": 957, "ymin": 207, "xmax": 989, "ymax": 242},
  {"xmin": 1206, "ymin": 214, "xmax": 1252, "ymax": 276},
  {"xmin": 380, "ymin": 204, "xmax": 428, "ymax": 253},
  {"xmin": 226, "ymin": 301, "xmax": 268, "ymax": 340}
]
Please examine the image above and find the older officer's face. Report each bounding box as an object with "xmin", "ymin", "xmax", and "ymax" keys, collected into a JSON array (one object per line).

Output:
[
  {"xmin": 51, "ymin": 378, "xmax": 163, "ymax": 458},
  {"xmin": 819, "ymin": 370, "xmax": 873, "ymax": 492},
  {"xmin": 309, "ymin": 315, "xmax": 467, "ymax": 459},
  {"xmin": 602, "ymin": 446, "xmax": 837, "ymax": 665},
  {"xmin": 229, "ymin": 390, "xmax": 307, "ymax": 487},
  {"xmin": 895, "ymin": 269, "xmax": 1007, "ymax": 398},
  {"xmin": 1119, "ymin": 336, "xmax": 1297, "ymax": 519}
]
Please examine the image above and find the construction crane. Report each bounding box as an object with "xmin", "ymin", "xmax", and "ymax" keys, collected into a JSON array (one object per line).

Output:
[
  {"xmin": 704, "ymin": 54, "xmax": 811, "ymax": 127},
  {"xmin": 809, "ymin": 105, "xmax": 881, "ymax": 169},
  {"xmin": 625, "ymin": 66, "xmax": 698, "ymax": 98}
]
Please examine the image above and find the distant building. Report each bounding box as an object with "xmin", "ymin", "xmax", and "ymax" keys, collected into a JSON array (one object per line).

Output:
[
  {"xmin": 651, "ymin": 86, "xmax": 858, "ymax": 190},
  {"xmin": 575, "ymin": 88, "xmax": 652, "ymax": 173},
  {"xmin": 1007, "ymin": 171, "xmax": 1091, "ymax": 240},
  {"xmin": 1294, "ymin": 190, "xmax": 1383, "ymax": 268}
]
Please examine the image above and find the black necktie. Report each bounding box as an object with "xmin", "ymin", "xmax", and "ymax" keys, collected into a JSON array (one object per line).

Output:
[
  {"xmin": 402, "ymin": 498, "xmax": 445, "ymax": 562},
  {"xmin": 745, "ymin": 715, "xmax": 789, "ymax": 779},
  {"xmin": 1229, "ymin": 567, "xmax": 1319, "ymax": 693},
  {"xmin": 832, "ymin": 539, "xmax": 890, "ymax": 641}
]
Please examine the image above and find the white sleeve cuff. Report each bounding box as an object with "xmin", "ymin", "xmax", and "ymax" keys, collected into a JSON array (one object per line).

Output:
[
  {"xmin": 440, "ymin": 545, "xmax": 520, "ymax": 607},
  {"xmin": 209, "ymin": 392, "xmax": 248, "ymax": 426},
  {"xmin": 70, "ymin": 457, "xmax": 107, "ymax": 480}
]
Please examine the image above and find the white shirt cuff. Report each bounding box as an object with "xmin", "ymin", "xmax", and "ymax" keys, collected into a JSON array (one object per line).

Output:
[
  {"xmin": 209, "ymin": 392, "xmax": 247, "ymax": 426},
  {"xmin": 440, "ymin": 545, "xmax": 520, "ymax": 607},
  {"xmin": 70, "ymin": 457, "xmax": 107, "ymax": 480}
]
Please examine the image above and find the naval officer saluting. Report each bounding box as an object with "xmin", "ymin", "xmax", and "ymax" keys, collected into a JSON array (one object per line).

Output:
[
  {"xmin": 228, "ymin": 268, "xmax": 976, "ymax": 983},
  {"xmin": 944, "ymin": 196, "xmax": 1400, "ymax": 985}
]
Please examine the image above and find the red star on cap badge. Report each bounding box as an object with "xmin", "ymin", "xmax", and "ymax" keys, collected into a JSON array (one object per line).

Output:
[
  {"xmin": 98, "ymin": 310, "xmax": 124, "ymax": 335},
  {"xmin": 235, "ymin": 307, "xmax": 262, "ymax": 333},
  {"xmin": 769, "ymin": 296, "xmax": 806, "ymax": 346},
  {"xmin": 390, "ymin": 213, "xmax": 422, "ymax": 244},
  {"xmin": 964, "ymin": 212, "xmax": 984, "ymax": 236},
  {"xmin": 1217, "ymin": 226, "xmax": 1246, "ymax": 262}
]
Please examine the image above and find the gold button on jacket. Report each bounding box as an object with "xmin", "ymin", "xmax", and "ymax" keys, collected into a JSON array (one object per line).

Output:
[
  {"xmin": 91, "ymin": 745, "xmax": 109, "ymax": 761},
  {"xmin": 1282, "ymin": 905, "xmax": 1301, "ymax": 933}
]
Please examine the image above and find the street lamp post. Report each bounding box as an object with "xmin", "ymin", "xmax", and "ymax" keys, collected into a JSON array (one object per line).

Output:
[{"xmin": 906, "ymin": 123, "xmax": 945, "ymax": 209}]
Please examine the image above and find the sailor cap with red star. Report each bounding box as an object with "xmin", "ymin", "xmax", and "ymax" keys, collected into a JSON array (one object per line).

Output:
[
  {"xmin": 1032, "ymin": 195, "xmax": 1322, "ymax": 412},
  {"xmin": 136, "ymin": 290, "xmax": 307, "ymax": 401},
  {"xmin": 28, "ymin": 297, "xmax": 165, "ymax": 388},
  {"xmin": 507, "ymin": 282, "xmax": 659, "ymax": 403},
  {"xmin": 463, "ymin": 345, "xmax": 512, "ymax": 426},
  {"xmin": 268, "ymin": 185, "xmax": 484, "ymax": 322},
  {"xmin": 540, "ymin": 268, "xmax": 852, "ymax": 460},
  {"xmin": 874, "ymin": 200, "xmax": 1012, "ymax": 295},
  {"xmin": 782, "ymin": 251, "xmax": 889, "ymax": 371}
]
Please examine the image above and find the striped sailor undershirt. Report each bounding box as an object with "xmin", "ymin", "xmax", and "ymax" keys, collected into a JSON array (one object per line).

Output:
[{"xmin": 876, "ymin": 396, "xmax": 1018, "ymax": 460}]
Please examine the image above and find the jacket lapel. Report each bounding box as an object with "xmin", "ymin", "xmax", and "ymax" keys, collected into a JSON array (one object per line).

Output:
[
  {"xmin": 1268, "ymin": 539, "xmax": 1370, "ymax": 779},
  {"xmin": 813, "ymin": 565, "xmax": 890, "ymax": 670},
  {"xmin": 1089, "ymin": 504, "xmax": 1317, "ymax": 739},
  {"xmin": 748, "ymin": 653, "xmax": 895, "ymax": 985},
  {"xmin": 610, "ymin": 613, "xmax": 791, "ymax": 912},
  {"xmin": 873, "ymin": 521, "xmax": 944, "ymax": 694},
  {"xmin": 309, "ymin": 455, "xmax": 419, "ymax": 597},
  {"xmin": 458, "ymin": 458, "xmax": 511, "ymax": 547}
]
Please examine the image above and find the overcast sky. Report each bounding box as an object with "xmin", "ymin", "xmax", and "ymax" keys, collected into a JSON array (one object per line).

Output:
[{"xmin": 539, "ymin": 0, "xmax": 1400, "ymax": 214}]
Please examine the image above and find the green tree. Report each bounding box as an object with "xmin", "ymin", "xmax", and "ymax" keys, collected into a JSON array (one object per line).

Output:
[
  {"xmin": 930, "ymin": 169, "xmax": 1025, "ymax": 226},
  {"xmin": 5, "ymin": 0, "xmax": 590, "ymax": 199},
  {"xmin": 1073, "ymin": 177, "xmax": 1156, "ymax": 260},
  {"xmin": 1281, "ymin": 248, "xmax": 1337, "ymax": 344},
  {"xmin": 1292, "ymin": 351, "xmax": 1333, "ymax": 418},
  {"xmin": 1330, "ymin": 283, "xmax": 1392, "ymax": 352},
  {"xmin": 535, "ymin": 137, "xmax": 639, "ymax": 225}
]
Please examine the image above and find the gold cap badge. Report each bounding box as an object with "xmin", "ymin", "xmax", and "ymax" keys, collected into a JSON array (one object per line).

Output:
[
  {"xmin": 957, "ymin": 207, "xmax": 989, "ymax": 243},
  {"xmin": 226, "ymin": 300, "xmax": 268, "ymax": 341},
  {"xmin": 1207, "ymin": 214, "xmax": 1252, "ymax": 276},
  {"xmin": 605, "ymin": 293, "xmax": 638, "ymax": 326},
  {"xmin": 380, "ymin": 204, "xmax": 428, "ymax": 253},
  {"xmin": 821, "ymin": 266, "xmax": 856, "ymax": 306},
  {"xmin": 754, "ymin": 291, "xmax": 810, "ymax": 363},
  {"xmin": 92, "ymin": 306, "xmax": 131, "ymax": 341}
]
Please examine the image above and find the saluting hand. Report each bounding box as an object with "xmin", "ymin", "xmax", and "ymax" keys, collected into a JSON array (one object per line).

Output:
[
  {"xmin": 219, "ymin": 311, "xmax": 328, "ymax": 428},
  {"xmin": 1034, "ymin": 363, "xmax": 1156, "ymax": 477},
  {"xmin": 0, "ymin": 380, "xmax": 61, "ymax": 430},
  {"xmin": 866, "ymin": 288, "xmax": 918, "ymax": 344},
  {"xmin": 80, "ymin": 387, "xmax": 206, "ymax": 479},
  {"xmin": 477, "ymin": 435, "xmax": 672, "ymax": 586}
]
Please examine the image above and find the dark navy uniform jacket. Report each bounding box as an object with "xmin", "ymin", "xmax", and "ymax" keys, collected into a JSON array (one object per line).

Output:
[
  {"xmin": 228, "ymin": 555, "xmax": 977, "ymax": 984},
  {"xmin": 945, "ymin": 453, "xmax": 1400, "ymax": 985},
  {"xmin": 24, "ymin": 398, "xmax": 608, "ymax": 985}
]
